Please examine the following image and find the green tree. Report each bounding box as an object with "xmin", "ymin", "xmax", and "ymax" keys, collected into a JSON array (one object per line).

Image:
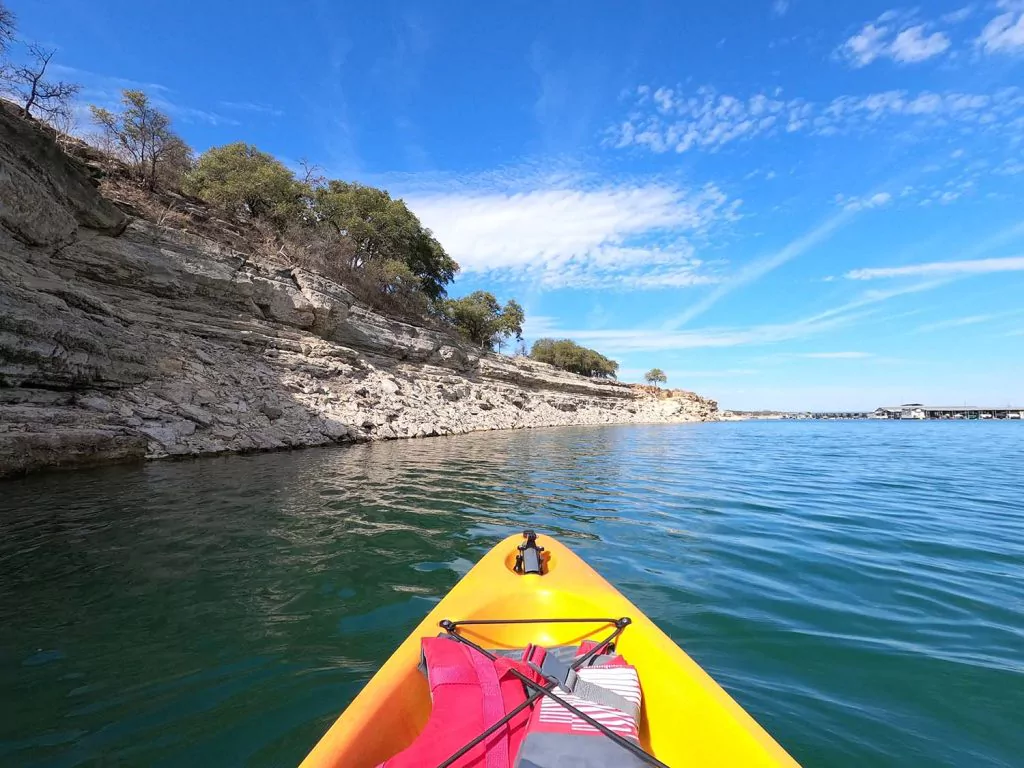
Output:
[
  {"xmin": 185, "ymin": 142, "xmax": 303, "ymax": 225},
  {"xmin": 442, "ymin": 291, "xmax": 524, "ymax": 350},
  {"xmin": 313, "ymin": 180, "xmax": 457, "ymax": 300},
  {"xmin": 90, "ymin": 90, "xmax": 186, "ymax": 190},
  {"xmin": 530, "ymin": 339, "xmax": 619, "ymax": 378},
  {"xmin": 644, "ymin": 368, "xmax": 667, "ymax": 387}
]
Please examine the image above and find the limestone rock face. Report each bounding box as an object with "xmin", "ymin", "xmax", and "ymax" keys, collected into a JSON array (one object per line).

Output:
[
  {"xmin": 0, "ymin": 102, "xmax": 126, "ymax": 245},
  {"xmin": 0, "ymin": 106, "xmax": 717, "ymax": 478}
]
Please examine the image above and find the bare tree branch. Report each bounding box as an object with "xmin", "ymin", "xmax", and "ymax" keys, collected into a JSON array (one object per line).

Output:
[
  {"xmin": 2, "ymin": 43, "xmax": 81, "ymax": 124},
  {"xmin": 0, "ymin": 3, "xmax": 15, "ymax": 57},
  {"xmin": 298, "ymin": 157, "xmax": 326, "ymax": 188}
]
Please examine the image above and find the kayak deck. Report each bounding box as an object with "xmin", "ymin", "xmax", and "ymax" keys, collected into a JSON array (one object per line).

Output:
[{"xmin": 301, "ymin": 533, "xmax": 799, "ymax": 767}]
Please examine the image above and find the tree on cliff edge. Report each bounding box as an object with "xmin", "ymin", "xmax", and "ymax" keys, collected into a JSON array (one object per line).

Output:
[
  {"xmin": 644, "ymin": 368, "xmax": 667, "ymax": 387},
  {"xmin": 442, "ymin": 291, "xmax": 524, "ymax": 350},
  {"xmin": 4, "ymin": 43, "xmax": 80, "ymax": 122},
  {"xmin": 90, "ymin": 90, "xmax": 188, "ymax": 190},
  {"xmin": 313, "ymin": 180, "xmax": 458, "ymax": 301}
]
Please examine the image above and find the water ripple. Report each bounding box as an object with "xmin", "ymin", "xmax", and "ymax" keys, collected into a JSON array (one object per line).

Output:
[{"xmin": 0, "ymin": 421, "xmax": 1022, "ymax": 766}]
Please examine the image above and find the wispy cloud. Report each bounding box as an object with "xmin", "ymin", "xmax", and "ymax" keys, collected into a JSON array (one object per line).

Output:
[
  {"xmin": 218, "ymin": 100, "xmax": 284, "ymax": 117},
  {"xmin": 532, "ymin": 319, "xmax": 845, "ymax": 354},
  {"xmin": 846, "ymin": 255, "xmax": 1024, "ymax": 280},
  {"xmin": 662, "ymin": 208, "xmax": 856, "ymax": 328},
  {"xmin": 915, "ymin": 311, "xmax": 1023, "ymax": 333},
  {"xmin": 534, "ymin": 280, "xmax": 941, "ymax": 354},
  {"xmin": 797, "ymin": 280, "xmax": 949, "ymax": 327},
  {"xmin": 995, "ymin": 160, "xmax": 1024, "ymax": 176},
  {"xmin": 941, "ymin": 6, "xmax": 975, "ymax": 25},
  {"xmin": 789, "ymin": 351, "xmax": 874, "ymax": 359},
  {"xmin": 837, "ymin": 11, "xmax": 951, "ymax": 67},
  {"xmin": 51, "ymin": 64, "xmax": 239, "ymax": 127},
  {"xmin": 158, "ymin": 102, "xmax": 239, "ymax": 126},
  {"xmin": 50, "ymin": 64, "xmax": 170, "ymax": 94},
  {"xmin": 408, "ymin": 179, "xmax": 739, "ymax": 289},
  {"xmin": 771, "ymin": 0, "xmax": 790, "ymax": 18},
  {"xmin": 619, "ymin": 367, "xmax": 759, "ymax": 380}
]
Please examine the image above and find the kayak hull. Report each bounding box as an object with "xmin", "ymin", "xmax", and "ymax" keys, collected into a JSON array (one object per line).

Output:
[{"xmin": 301, "ymin": 533, "xmax": 799, "ymax": 767}]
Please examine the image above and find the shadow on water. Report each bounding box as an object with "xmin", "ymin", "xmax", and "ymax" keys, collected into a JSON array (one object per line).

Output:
[{"xmin": 1, "ymin": 421, "xmax": 1023, "ymax": 766}]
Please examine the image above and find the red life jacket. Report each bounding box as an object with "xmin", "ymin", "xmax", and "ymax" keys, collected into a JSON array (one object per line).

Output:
[{"xmin": 378, "ymin": 638, "xmax": 545, "ymax": 768}]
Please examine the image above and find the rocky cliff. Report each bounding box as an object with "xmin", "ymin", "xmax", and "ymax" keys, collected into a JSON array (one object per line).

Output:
[{"xmin": 0, "ymin": 106, "xmax": 716, "ymax": 477}]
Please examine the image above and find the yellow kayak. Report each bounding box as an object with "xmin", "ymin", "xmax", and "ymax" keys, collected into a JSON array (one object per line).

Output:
[{"xmin": 301, "ymin": 532, "xmax": 800, "ymax": 767}]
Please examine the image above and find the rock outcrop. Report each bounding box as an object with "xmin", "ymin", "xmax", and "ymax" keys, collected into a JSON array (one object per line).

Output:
[{"xmin": 0, "ymin": 106, "xmax": 716, "ymax": 478}]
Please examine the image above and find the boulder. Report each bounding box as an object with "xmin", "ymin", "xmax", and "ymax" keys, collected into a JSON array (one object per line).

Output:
[{"xmin": 261, "ymin": 402, "xmax": 284, "ymax": 420}]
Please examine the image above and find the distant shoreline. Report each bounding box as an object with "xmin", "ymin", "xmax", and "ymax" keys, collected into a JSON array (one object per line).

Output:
[{"xmin": 720, "ymin": 408, "xmax": 1024, "ymax": 422}]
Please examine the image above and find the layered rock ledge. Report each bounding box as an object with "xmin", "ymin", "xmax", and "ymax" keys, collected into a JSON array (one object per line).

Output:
[{"xmin": 0, "ymin": 106, "xmax": 716, "ymax": 477}]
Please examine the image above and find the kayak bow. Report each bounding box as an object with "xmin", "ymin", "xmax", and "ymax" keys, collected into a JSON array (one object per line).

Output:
[{"xmin": 301, "ymin": 532, "xmax": 799, "ymax": 767}]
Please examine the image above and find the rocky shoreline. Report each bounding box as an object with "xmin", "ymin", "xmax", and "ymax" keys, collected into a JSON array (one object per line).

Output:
[{"xmin": 0, "ymin": 107, "xmax": 716, "ymax": 478}]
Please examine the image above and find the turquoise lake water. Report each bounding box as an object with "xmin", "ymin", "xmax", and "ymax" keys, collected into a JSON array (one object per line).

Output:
[{"xmin": 1, "ymin": 420, "xmax": 1022, "ymax": 766}]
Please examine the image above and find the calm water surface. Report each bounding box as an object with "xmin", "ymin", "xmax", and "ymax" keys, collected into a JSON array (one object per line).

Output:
[{"xmin": 1, "ymin": 421, "xmax": 1022, "ymax": 767}]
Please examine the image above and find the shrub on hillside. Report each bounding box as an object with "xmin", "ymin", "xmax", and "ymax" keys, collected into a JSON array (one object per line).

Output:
[
  {"xmin": 530, "ymin": 338, "xmax": 618, "ymax": 378},
  {"xmin": 185, "ymin": 142, "xmax": 305, "ymax": 226}
]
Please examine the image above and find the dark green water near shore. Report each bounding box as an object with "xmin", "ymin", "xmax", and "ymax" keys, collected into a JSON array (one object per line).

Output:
[{"xmin": 1, "ymin": 421, "xmax": 1022, "ymax": 767}]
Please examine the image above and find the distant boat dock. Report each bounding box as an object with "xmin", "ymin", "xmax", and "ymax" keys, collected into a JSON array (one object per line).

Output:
[{"xmin": 811, "ymin": 405, "xmax": 1024, "ymax": 420}]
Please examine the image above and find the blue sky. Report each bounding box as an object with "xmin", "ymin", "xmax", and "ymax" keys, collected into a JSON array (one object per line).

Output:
[{"xmin": 11, "ymin": 0, "xmax": 1024, "ymax": 409}]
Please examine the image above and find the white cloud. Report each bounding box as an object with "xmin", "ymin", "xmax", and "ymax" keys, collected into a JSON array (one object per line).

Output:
[
  {"xmin": 611, "ymin": 85, "xmax": 810, "ymax": 153},
  {"xmin": 890, "ymin": 25, "xmax": 952, "ymax": 62},
  {"xmin": 846, "ymin": 255, "xmax": 1024, "ymax": 280},
  {"xmin": 977, "ymin": 9, "xmax": 1024, "ymax": 53},
  {"xmin": 837, "ymin": 13, "xmax": 952, "ymax": 67},
  {"xmin": 772, "ymin": 0, "xmax": 790, "ymax": 18},
  {"xmin": 407, "ymin": 181, "xmax": 738, "ymax": 289},
  {"xmin": 840, "ymin": 23, "xmax": 891, "ymax": 67},
  {"xmin": 611, "ymin": 85, "xmax": 1024, "ymax": 154},
  {"xmin": 916, "ymin": 178, "xmax": 977, "ymax": 206},
  {"xmin": 838, "ymin": 191, "xmax": 893, "ymax": 211}
]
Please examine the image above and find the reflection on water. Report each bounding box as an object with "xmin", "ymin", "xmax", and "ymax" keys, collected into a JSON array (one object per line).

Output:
[{"xmin": 1, "ymin": 422, "xmax": 1023, "ymax": 766}]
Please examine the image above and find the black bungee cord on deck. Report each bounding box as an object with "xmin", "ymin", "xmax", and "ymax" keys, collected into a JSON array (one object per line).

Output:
[{"xmin": 434, "ymin": 616, "xmax": 670, "ymax": 768}]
